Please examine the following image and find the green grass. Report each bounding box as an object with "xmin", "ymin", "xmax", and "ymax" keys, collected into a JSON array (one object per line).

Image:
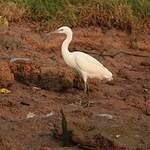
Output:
[{"xmin": 0, "ymin": 0, "xmax": 149, "ymax": 32}]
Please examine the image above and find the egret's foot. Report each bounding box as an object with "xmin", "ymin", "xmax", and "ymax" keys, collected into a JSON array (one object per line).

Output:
[
  {"xmin": 80, "ymin": 99, "xmax": 90, "ymax": 108},
  {"xmin": 84, "ymin": 87, "xmax": 87, "ymax": 94},
  {"xmin": 79, "ymin": 99, "xmax": 94, "ymax": 108},
  {"xmin": 79, "ymin": 97, "xmax": 93, "ymax": 108}
]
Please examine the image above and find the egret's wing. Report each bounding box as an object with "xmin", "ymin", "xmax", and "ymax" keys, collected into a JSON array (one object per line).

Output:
[{"xmin": 74, "ymin": 52, "xmax": 107, "ymax": 74}]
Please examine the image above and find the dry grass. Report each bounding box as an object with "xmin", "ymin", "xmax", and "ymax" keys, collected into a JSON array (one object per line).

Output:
[
  {"xmin": 0, "ymin": 0, "xmax": 149, "ymax": 32},
  {"xmin": 0, "ymin": 1, "xmax": 26, "ymax": 22}
]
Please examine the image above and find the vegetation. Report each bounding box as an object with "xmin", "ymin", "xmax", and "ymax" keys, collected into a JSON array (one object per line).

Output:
[{"xmin": 0, "ymin": 0, "xmax": 149, "ymax": 32}]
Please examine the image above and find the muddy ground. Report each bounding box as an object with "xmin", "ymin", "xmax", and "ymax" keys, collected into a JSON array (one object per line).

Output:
[{"xmin": 0, "ymin": 23, "xmax": 150, "ymax": 150}]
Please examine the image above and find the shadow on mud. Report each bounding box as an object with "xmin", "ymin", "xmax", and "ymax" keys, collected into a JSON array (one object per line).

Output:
[
  {"xmin": 37, "ymin": 73, "xmax": 73, "ymax": 92},
  {"xmin": 17, "ymin": 72, "xmax": 73, "ymax": 92},
  {"xmin": 11, "ymin": 62, "xmax": 73, "ymax": 92}
]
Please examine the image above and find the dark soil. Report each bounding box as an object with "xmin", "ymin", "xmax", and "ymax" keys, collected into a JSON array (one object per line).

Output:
[{"xmin": 0, "ymin": 24, "xmax": 150, "ymax": 150}]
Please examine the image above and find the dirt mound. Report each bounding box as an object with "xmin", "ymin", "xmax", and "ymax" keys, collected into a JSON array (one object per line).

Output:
[
  {"xmin": 0, "ymin": 60, "xmax": 14, "ymax": 87},
  {"xmin": 11, "ymin": 61, "xmax": 41, "ymax": 85}
]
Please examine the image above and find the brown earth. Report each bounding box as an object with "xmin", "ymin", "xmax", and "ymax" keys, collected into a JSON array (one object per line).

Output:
[{"xmin": 0, "ymin": 23, "xmax": 150, "ymax": 150}]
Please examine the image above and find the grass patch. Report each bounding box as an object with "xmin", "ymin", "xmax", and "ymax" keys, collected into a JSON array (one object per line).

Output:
[
  {"xmin": 0, "ymin": 0, "xmax": 149, "ymax": 32},
  {"xmin": 0, "ymin": 1, "xmax": 26, "ymax": 22}
]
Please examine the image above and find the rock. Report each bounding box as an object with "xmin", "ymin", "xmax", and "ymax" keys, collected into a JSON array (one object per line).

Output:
[
  {"xmin": 0, "ymin": 60, "xmax": 14, "ymax": 87},
  {"xmin": 26, "ymin": 112, "xmax": 36, "ymax": 119},
  {"xmin": 115, "ymin": 134, "xmax": 121, "ymax": 138}
]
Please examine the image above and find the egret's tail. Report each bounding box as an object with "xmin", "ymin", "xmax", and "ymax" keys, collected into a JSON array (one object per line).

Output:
[
  {"xmin": 106, "ymin": 75, "xmax": 113, "ymax": 81},
  {"xmin": 103, "ymin": 69, "xmax": 113, "ymax": 81}
]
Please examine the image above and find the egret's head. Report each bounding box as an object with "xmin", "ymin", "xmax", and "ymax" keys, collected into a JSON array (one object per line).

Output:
[{"xmin": 53, "ymin": 26, "xmax": 72, "ymax": 35}]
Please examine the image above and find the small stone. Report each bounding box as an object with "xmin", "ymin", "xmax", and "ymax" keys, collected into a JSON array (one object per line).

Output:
[
  {"xmin": 45, "ymin": 112, "xmax": 54, "ymax": 117},
  {"xmin": 115, "ymin": 135, "xmax": 120, "ymax": 138},
  {"xmin": 26, "ymin": 112, "xmax": 36, "ymax": 119},
  {"xmin": 97, "ymin": 113, "xmax": 113, "ymax": 119},
  {"xmin": 144, "ymin": 89, "xmax": 148, "ymax": 93}
]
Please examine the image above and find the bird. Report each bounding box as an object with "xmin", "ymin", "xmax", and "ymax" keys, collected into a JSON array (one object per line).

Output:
[{"xmin": 52, "ymin": 26, "xmax": 113, "ymax": 94}]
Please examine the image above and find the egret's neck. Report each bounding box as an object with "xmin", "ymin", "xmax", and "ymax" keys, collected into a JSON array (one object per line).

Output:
[
  {"xmin": 62, "ymin": 31, "xmax": 72, "ymax": 54},
  {"xmin": 61, "ymin": 31, "xmax": 74, "ymax": 67}
]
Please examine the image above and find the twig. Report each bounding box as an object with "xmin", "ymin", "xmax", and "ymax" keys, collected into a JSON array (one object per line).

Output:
[
  {"xmin": 110, "ymin": 51, "xmax": 150, "ymax": 58},
  {"xmin": 77, "ymin": 144, "xmax": 96, "ymax": 150},
  {"xmin": 83, "ymin": 50, "xmax": 150, "ymax": 58},
  {"xmin": 0, "ymin": 56, "xmax": 12, "ymax": 60},
  {"xmin": 10, "ymin": 57, "xmax": 31, "ymax": 62},
  {"xmin": 0, "ymin": 56, "xmax": 31, "ymax": 62}
]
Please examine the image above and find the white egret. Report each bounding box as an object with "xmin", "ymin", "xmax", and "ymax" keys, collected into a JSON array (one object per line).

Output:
[{"xmin": 52, "ymin": 26, "xmax": 113, "ymax": 93}]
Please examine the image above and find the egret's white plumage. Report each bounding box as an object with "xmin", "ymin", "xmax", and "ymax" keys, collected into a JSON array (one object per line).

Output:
[{"xmin": 54, "ymin": 26, "xmax": 113, "ymax": 93}]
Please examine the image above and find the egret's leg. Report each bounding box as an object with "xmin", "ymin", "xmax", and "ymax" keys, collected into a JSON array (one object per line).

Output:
[
  {"xmin": 84, "ymin": 82, "xmax": 90, "ymax": 96},
  {"xmin": 80, "ymin": 80, "xmax": 90, "ymax": 107},
  {"xmin": 83, "ymin": 75, "xmax": 88, "ymax": 94},
  {"xmin": 84, "ymin": 81, "xmax": 87, "ymax": 94},
  {"xmin": 78, "ymin": 73, "xmax": 90, "ymax": 113},
  {"xmin": 87, "ymin": 82, "xmax": 90, "ymax": 93}
]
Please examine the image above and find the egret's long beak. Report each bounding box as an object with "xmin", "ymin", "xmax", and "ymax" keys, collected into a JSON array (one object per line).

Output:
[
  {"xmin": 45, "ymin": 30, "xmax": 59, "ymax": 37},
  {"xmin": 50, "ymin": 30, "xmax": 59, "ymax": 34}
]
